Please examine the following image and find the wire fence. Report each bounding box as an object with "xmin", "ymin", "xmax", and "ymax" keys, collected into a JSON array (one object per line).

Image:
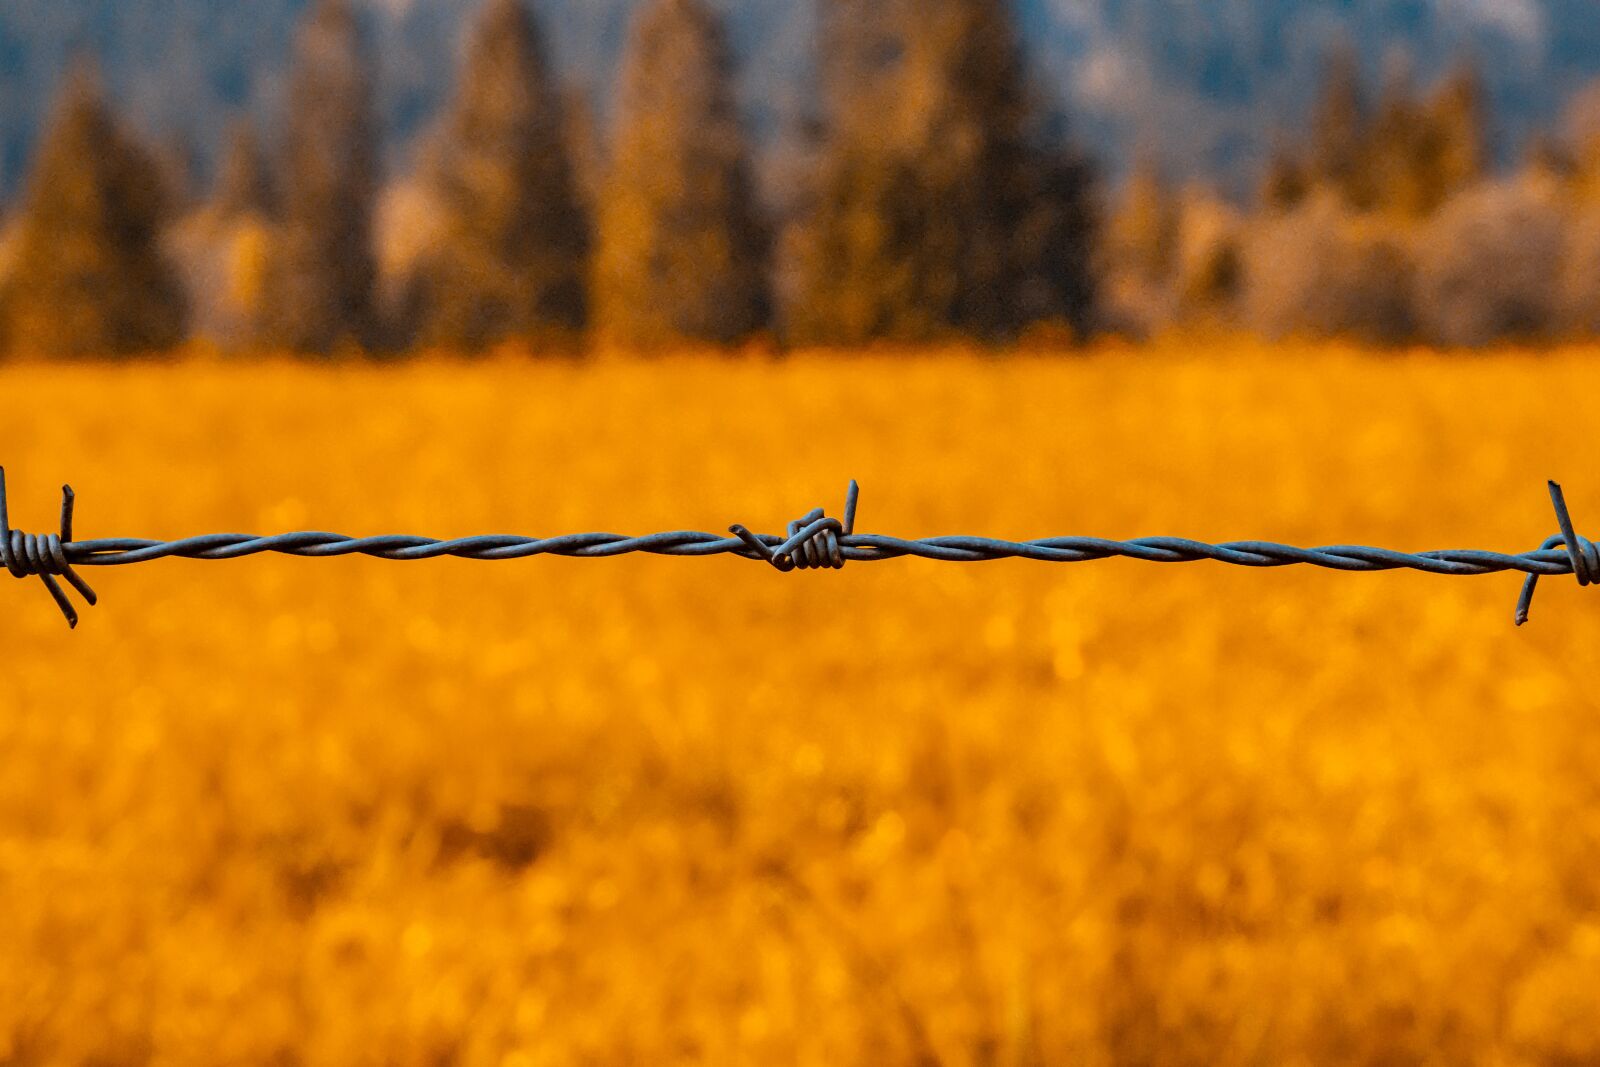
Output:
[{"xmin": 1, "ymin": 468, "xmax": 1592, "ymax": 630}]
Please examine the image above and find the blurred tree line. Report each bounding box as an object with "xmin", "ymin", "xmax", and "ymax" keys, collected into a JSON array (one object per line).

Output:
[
  {"xmin": 1104, "ymin": 45, "xmax": 1600, "ymax": 348},
  {"xmin": 2, "ymin": 0, "xmax": 1600, "ymax": 357},
  {"xmin": 0, "ymin": 0, "xmax": 1094, "ymax": 357}
]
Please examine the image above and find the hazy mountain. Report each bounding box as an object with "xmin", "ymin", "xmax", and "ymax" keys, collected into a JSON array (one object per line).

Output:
[
  {"xmin": 3, "ymin": 0, "xmax": 1598, "ymax": 200},
  {"xmin": 1018, "ymin": 0, "xmax": 1600, "ymax": 187}
]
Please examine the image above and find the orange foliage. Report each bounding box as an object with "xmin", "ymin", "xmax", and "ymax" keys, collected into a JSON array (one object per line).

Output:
[{"xmin": 2, "ymin": 342, "xmax": 1600, "ymax": 1065}]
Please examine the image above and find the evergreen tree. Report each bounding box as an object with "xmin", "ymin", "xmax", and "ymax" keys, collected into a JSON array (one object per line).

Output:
[
  {"xmin": 212, "ymin": 117, "xmax": 275, "ymax": 220},
  {"xmin": 593, "ymin": 0, "xmax": 767, "ymax": 347},
  {"xmin": 156, "ymin": 132, "xmax": 201, "ymax": 213},
  {"xmin": 1099, "ymin": 156, "xmax": 1180, "ymax": 334},
  {"xmin": 784, "ymin": 141, "xmax": 925, "ymax": 344},
  {"xmin": 1012, "ymin": 136, "xmax": 1098, "ymax": 335},
  {"xmin": 1364, "ymin": 59, "xmax": 1488, "ymax": 218},
  {"xmin": 562, "ymin": 86, "xmax": 605, "ymax": 215},
  {"xmin": 1365, "ymin": 58, "xmax": 1428, "ymax": 216},
  {"xmin": 1175, "ymin": 189, "xmax": 1244, "ymax": 318},
  {"xmin": 416, "ymin": 0, "xmax": 589, "ymax": 349},
  {"xmin": 0, "ymin": 63, "xmax": 186, "ymax": 357},
  {"xmin": 1260, "ymin": 139, "xmax": 1309, "ymax": 212},
  {"xmin": 1308, "ymin": 44, "xmax": 1368, "ymax": 206},
  {"xmin": 1108, "ymin": 156, "xmax": 1180, "ymax": 287},
  {"xmin": 1563, "ymin": 80, "xmax": 1600, "ymax": 202},
  {"xmin": 1422, "ymin": 60, "xmax": 1488, "ymax": 207},
  {"xmin": 816, "ymin": 0, "xmax": 906, "ymax": 131},
  {"xmin": 1292, "ymin": 50, "xmax": 1486, "ymax": 219},
  {"xmin": 1524, "ymin": 132, "xmax": 1576, "ymax": 185},
  {"xmin": 788, "ymin": 0, "xmax": 1095, "ymax": 343},
  {"xmin": 266, "ymin": 0, "xmax": 379, "ymax": 353},
  {"xmin": 169, "ymin": 115, "xmax": 279, "ymax": 351},
  {"xmin": 784, "ymin": 0, "xmax": 923, "ymax": 343},
  {"xmin": 896, "ymin": 0, "xmax": 1037, "ymax": 337}
]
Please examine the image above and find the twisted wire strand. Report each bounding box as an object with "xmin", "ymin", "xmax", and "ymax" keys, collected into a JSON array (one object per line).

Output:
[
  {"xmin": 59, "ymin": 532, "xmax": 1583, "ymax": 574},
  {"xmin": 1, "ymin": 469, "xmax": 1592, "ymax": 629}
]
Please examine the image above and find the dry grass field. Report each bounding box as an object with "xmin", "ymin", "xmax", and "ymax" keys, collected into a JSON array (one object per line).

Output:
[{"xmin": 3, "ymin": 339, "xmax": 1600, "ymax": 1066}]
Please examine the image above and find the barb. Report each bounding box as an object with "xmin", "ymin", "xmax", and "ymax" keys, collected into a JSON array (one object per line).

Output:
[
  {"xmin": 1516, "ymin": 481, "xmax": 1599, "ymax": 627},
  {"xmin": 2, "ymin": 468, "xmax": 1593, "ymax": 629},
  {"xmin": 730, "ymin": 480, "xmax": 859, "ymax": 571},
  {"xmin": 0, "ymin": 468, "xmax": 98, "ymax": 628}
]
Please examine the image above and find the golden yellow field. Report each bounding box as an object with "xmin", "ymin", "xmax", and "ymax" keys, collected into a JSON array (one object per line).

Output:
[{"xmin": 3, "ymin": 340, "xmax": 1600, "ymax": 1066}]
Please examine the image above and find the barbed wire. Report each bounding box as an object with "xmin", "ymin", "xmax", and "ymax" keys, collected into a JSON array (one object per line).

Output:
[{"xmin": 1, "ymin": 467, "xmax": 1592, "ymax": 630}]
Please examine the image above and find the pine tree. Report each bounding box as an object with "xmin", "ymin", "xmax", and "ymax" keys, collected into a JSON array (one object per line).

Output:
[
  {"xmin": 1366, "ymin": 58, "xmax": 1428, "ymax": 217},
  {"xmin": 1309, "ymin": 44, "xmax": 1368, "ymax": 206},
  {"xmin": 1260, "ymin": 143, "xmax": 1308, "ymax": 212},
  {"xmin": 562, "ymin": 86, "xmax": 605, "ymax": 216},
  {"xmin": 1108, "ymin": 157, "xmax": 1180, "ymax": 287},
  {"xmin": 156, "ymin": 132, "xmax": 201, "ymax": 213},
  {"xmin": 1563, "ymin": 81, "xmax": 1600, "ymax": 202},
  {"xmin": 1100, "ymin": 156, "xmax": 1180, "ymax": 334},
  {"xmin": 784, "ymin": 141, "xmax": 925, "ymax": 344},
  {"xmin": 416, "ymin": 0, "xmax": 589, "ymax": 349},
  {"xmin": 817, "ymin": 0, "xmax": 906, "ymax": 130},
  {"xmin": 593, "ymin": 0, "xmax": 767, "ymax": 347},
  {"xmin": 0, "ymin": 63, "xmax": 187, "ymax": 357},
  {"xmin": 1011, "ymin": 136, "xmax": 1098, "ymax": 336},
  {"xmin": 1175, "ymin": 188, "xmax": 1244, "ymax": 318},
  {"xmin": 169, "ymin": 115, "xmax": 278, "ymax": 350},
  {"xmin": 1524, "ymin": 132, "xmax": 1576, "ymax": 185},
  {"xmin": 787, "ymin": 0, "xmax": 1094, "ymax": 343},
  {"xmin": 1297, "ymin": 50, "xmax": 1486, "ymax": 220},
  {"xmin": 784, "ymin": 0, "xmax": 923, "ymax": 344},
  {"xmin": 1423, "ymin": 60, "xmax": 1488, "ymax": 208},
  {"xmin": 897, "ymin": 0, "xmax": 1037, "ymax": 336},
  {"xmin": 266, "ymin": 0, "xmax": 379, "ymax": 354},
  {"xmin": 212, "ymin": 117, "xmax": 275, "ymax": 220}
]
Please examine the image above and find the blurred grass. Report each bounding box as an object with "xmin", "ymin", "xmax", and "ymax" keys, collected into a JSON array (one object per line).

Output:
[{"xmin": 2, "ymin": 339, "xmax": 1600, "ymax": 1065}]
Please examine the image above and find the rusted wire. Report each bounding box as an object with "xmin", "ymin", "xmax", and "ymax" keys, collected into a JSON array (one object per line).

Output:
[{"xmin": 0, "ymin": 467, "xmax": 1589, "ymax": 629}]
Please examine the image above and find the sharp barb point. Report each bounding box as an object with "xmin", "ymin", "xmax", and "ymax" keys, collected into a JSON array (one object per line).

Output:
[
  {"xmin": 39, "ymin": 574, "xmax": 77, "ymax": 629},
  {"xmin": 64, "ymin": 567, "xmax": 97, "ymax": 607}
]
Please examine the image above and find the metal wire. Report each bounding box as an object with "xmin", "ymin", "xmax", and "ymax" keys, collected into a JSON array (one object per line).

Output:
[
  {"xmin": 0, "ymin": 467, "xmax": 1590, "ymax": 629},
  {"xmin": 0, "ymin": 470, "xmax": 98, "ymax": 628}
]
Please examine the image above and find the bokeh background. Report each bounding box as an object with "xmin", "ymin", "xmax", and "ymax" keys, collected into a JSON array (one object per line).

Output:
[{"xmin": 3, "ymin": 2, "xmax": 1600, "ymax": 1064}]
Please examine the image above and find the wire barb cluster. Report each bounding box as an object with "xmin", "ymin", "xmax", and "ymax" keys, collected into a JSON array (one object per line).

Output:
[
  {"xmin": 0, "ymin": 469, "xmax": 98, "ymax": 628},
  {"xmin": 1, "ymin": 467, "xmax": 1593, "ymax": 630},
  {"xmin": 731, "ymin": 481, "xmax": 861, "ymax": 571},
  {"xmin": 1515, "ymin": 482, "xmax": 1598, "ymax": 626}
]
